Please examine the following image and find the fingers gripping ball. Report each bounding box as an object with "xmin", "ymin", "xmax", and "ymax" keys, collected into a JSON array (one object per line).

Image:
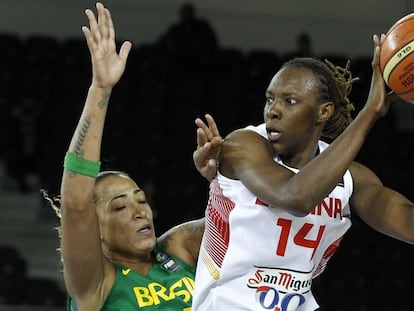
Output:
[{"xmin": 380, "ymin": 13, "xmax": 414, "ymax": 103}]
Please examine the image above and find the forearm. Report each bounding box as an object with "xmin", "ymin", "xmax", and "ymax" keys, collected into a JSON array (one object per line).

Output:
[
  {"xmin": 294, "ymin": 108, "xmax": 378, "ymax": 212},
  {"xmin": 68, "ymin": 85, "xmax": 111, "ymax": 159},
  {"xmin": 60, "ymin": 85, "xmax": 112, "ymax": 205},
  {"xmin": 281, "ymin": 35, "xmax": 388, "ymax": 214},
  {"xmin": 239, "ymin": 109, "xmax": 379, "ymax": 215}
]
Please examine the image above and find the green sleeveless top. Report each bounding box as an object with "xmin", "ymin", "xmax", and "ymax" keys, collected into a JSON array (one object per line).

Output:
[{"xmin": 68, "ymin": 243, "xmax": 195, "ymax": 310}]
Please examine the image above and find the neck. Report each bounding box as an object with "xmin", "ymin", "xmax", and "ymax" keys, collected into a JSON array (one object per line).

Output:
[{"xmin": 281, "ymin": 141, "xmax": 321, "ymax": 170}]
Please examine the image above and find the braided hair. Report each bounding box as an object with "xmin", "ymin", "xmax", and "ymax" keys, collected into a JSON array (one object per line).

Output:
[{"xmin": 281, "ymin": 57, "xmax": 359, "ymax": 139}]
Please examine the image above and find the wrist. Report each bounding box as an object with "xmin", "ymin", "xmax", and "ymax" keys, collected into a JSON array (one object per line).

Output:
[
  {"xmin": 89, "ymin": 83, "xmax": 113, "ymax": 93},
  {"xmin": 63, "ymin": 152, "xmax": 101, "ymax": 178}
]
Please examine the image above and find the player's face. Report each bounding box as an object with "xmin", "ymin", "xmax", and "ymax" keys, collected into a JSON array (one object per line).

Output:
[
  {"xmin": 96, "ymin": 175, "xmax": 156, "ymax": 258},
  {"xmin": 263, "ymin": 66, "xmax": 322, "ymax": 159}
]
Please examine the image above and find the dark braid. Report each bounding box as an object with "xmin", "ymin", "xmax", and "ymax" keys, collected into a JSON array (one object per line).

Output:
[{"xmin": 282, "ymin": 57, "xmax": 359, "ymax": 139}]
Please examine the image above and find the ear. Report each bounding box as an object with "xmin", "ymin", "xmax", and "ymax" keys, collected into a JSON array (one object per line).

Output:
[{"xmin": 317, "ymin": 101, "xmax": 334, "ymax": 123}]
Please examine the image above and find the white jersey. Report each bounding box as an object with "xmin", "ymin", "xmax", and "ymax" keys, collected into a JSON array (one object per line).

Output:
[{"xmin": 192, "ymin": 123, "xmax": 353, "ymax": 311}]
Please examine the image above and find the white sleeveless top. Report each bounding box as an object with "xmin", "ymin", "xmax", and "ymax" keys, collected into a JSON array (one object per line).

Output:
[{"xmin": 192, "ymin": 123, "xmax": 353, "ymax": 311}]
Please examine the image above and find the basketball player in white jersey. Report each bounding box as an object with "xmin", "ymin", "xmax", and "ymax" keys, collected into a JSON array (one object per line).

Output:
[{"xmin": 191, "ymin": 34, "xmax": 414, "ymax": 310}]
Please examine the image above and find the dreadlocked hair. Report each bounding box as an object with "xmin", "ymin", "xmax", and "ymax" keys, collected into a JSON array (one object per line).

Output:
[{"xmin": 282, "ymin": 57, "xmax": 360, "ymax": 139}]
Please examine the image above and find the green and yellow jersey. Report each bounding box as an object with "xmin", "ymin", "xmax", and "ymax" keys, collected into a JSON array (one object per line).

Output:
[{"xmin": 68, "ymin": 243, "xmax": 195, "ymax": 310}]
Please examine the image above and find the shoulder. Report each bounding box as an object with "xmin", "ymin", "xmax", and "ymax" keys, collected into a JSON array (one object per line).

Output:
[
  {"xmin": 224, "ymin": 126, "xmax": 269, "ymax": 150},
  {"xmin": 221, "ymin": 127, "xmax": 273, "ymax": 177},
  {"xmin": 158, "ymin": 218, "xmax": 204, "ymax": 246},
  {"xmin": 158, "ymin": 218, "xmax": 205, "ymax": 268},
  {"xmin": 245, "ymin": 123, "xmax": 267, "ymax": 138}
]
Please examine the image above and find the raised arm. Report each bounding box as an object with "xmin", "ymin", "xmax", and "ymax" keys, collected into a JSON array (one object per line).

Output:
[
  {"xmin": 59, "ymin": 2, "xmax": 131, "ymax": 303},
  {"xmin": 220, "ymin": 34, "xmax": 392, "ymax": 215}
]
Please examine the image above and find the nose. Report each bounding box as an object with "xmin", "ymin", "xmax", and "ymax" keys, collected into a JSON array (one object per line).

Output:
[
  {"xmin": 265, "ymin": 100, "xmax": 281, "ymax": 120},
  {"xmin": 132, "ymin": 202, "xmax": 148, "ymax": 219}
]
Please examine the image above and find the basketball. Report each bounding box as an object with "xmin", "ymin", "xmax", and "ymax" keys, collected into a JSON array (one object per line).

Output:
[{"xmin": 380, "ymin": 13, "xmax": 414, "ymax": 103}]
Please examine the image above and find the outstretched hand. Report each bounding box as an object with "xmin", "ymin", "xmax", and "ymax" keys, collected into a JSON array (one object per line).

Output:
[
  {"xmin": 82, "ymin": 2, "xmax": 132, "ymax": 89},
  {"xmin": 193, "ymin": 114, "xmax": 223, "ymax": 181}
]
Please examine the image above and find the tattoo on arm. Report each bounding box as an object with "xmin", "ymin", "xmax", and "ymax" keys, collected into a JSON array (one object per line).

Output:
[
  {"xmin": 98, "ymin": 91, "xmax": 110, "ymax": 109},
  {"xmin": 182, "ymin": 221, "xmax": 205, "ymax": 235},
  {"xmin": 66, "ymin": 91, "xmax": 108, "ymax": 177},
  {"xmin": 73, "ymin": 116, "xmax": 91, "ymax": 157},
  {"xmin": 159, "ymin": 220, "xmax": 205, "ymax": 250}
]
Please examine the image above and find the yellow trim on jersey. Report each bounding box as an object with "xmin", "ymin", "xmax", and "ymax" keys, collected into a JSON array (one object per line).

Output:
[{"xmin": 201, "ymin": 249, "xmax": 220, "ymax": 280}]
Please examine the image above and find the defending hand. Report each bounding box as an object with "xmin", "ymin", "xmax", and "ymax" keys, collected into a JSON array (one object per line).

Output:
[{"xmin": 193, "ymin": 114, "xmax": 223, "ymax": 181}]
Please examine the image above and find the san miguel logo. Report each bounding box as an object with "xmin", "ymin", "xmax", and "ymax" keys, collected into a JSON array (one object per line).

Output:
[{"xmin": 247, "ymin": 266, "xmax": 313, "ymax": 310}]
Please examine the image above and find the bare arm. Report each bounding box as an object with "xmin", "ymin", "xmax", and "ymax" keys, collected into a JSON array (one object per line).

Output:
[
  {"xmin": 158, "ymin": 218, "xmax": 205, "ymax": 268},
  {"xmin": 350, "ymin": 161, "xmax": 414, "ymax": 244},
  {"xmin": 59, "ymin": 2, "xmax": 131, "ymax": 305},
  {"xmin": 221, "ymin": 35, "xmax": 392, "ymax": 215}
]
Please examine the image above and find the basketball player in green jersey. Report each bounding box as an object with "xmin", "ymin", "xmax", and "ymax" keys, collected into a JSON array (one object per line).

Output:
[{"xmin": 51, "ymin": 3, "xmax": 220, "ymax": 310}]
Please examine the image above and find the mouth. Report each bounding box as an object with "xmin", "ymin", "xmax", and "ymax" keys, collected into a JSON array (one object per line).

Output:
[
  {"xmin": 266, "ymin": 128, "xmax": 281, "ymax": 142},
  {"xmin": 137, "ymin": 223, "xmax": 153, "ymax": 235}
]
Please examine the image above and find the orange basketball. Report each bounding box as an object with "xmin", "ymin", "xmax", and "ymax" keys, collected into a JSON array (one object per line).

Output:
[{"xmin": 380, "ymin": 13, "xmax": 414, "ymax": 103}]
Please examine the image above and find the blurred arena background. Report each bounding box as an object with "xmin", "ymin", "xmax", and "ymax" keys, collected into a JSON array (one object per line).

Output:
[{"xmin": 0, "ymin": 1, "xmax": 414, "ymax": 310}]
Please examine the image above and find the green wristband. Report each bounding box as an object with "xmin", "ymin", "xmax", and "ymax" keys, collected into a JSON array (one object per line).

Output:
[{"xmin": 63, "ymin": 152, "xmax": 101, "ymax": 178}]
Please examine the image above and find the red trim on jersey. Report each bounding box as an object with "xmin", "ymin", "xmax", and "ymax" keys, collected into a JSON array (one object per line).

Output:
[
  {"xmin": 255, "ymin": 198, "xmax": 269, "ymax": 206},
  {"xmin": 203, "ymin": 178, "xmax": 235, "ymax": 268},
  {"xmin": 313, "ymin": 236, "xmax": 344, "ymax": 278}
]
